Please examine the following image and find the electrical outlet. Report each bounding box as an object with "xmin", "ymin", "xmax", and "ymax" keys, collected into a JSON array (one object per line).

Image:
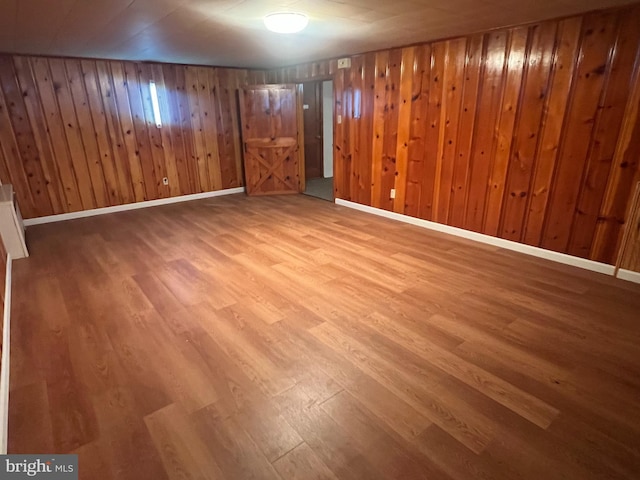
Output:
[
  {"xmin": 162, "ymin": 177, "xmax": 169, "ymax": 185},
  {"xmin": 337, "ymin": 115, "xmax": 342, "ymax": 124},
  {"xmin": 390, "ymin": 188, "xmax": 396, "ymax": 199},
  {"xmin": 337, "ymin": 58, "xmax": 351, "ymax": 69}
]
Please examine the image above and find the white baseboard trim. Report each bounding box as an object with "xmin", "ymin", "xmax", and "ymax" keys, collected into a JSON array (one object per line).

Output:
[
  {"xmin": 24, "ymin": 187, "xmax": 246, "ymax": 226},
  {"xmin": 335, "ymin": 198, "xmax": 616, "ymax": 276},
  {"xmin": 617, "ymin": 269, "xmax": 640, "ymax": 284},
  {"xmin": 0, "ymin": 253, "xmax": 12, "ymax": 454}
]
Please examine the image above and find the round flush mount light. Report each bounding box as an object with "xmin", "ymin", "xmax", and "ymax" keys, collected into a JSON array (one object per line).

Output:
[{"xmin": 263, "ymin": 12, "xmax": 309, "ymax": 34}]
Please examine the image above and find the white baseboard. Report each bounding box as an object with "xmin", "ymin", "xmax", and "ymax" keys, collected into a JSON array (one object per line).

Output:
[
  {"xmin": 24, "ymin": 187, "xmax": 246, "ymax": 226},
  {"xmin": 335, "ymin": 198, "xmax": 616, "ymax": 277},
  {"xmin": 0, "ymin": 253, "xmax": 12, "ymax": 454},
  {"xmin": 616, "ymin": 269, "xmax": 640, "ymax": 284}
]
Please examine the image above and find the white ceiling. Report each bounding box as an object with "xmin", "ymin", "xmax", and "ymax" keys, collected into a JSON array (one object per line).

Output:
[{"xmin": 0, "ymin": 0, "xmax": 636, "ymax": 68}]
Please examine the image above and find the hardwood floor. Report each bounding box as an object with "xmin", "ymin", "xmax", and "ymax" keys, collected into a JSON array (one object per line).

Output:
[{"xmin": 9, "ymin": 193, "xmax": 640, "ymax": 480}]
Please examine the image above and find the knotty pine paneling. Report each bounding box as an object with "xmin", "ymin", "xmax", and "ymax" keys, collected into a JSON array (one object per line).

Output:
[
  {"xmin": 267, "ymin": 4, "xmax": 640, "ymax": 266},
  {"xmin": 619, "ymin": 183, "xmax": 640, "ymax": 273},
  {"xmin": 0, "ymin": 56, "xmax": 249, "ymax": 219}
]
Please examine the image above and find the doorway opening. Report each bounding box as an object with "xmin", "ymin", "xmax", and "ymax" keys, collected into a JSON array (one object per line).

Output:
[{"xmin": 302, "ymin": 80, "xmax": 333, "ymax": 201}]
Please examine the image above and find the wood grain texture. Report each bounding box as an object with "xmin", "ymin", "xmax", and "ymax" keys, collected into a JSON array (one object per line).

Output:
[
  {"xmin": 618, "ymin": 182, "xmax": 640, "ymax": 272},
  {"xmin": 0, "ymin": 55, "xmax": 248, "ymax": 219},
  {"xmin": 266, "ymin": 4, "xmax": 640, "ymax": 266},
  {"xmin": 9, "ymin": 193, "xmax": 640, "ymax": 479},
  {"xmin": 239, "ymin": 84, "xmax": 302, "ymax": 196}
]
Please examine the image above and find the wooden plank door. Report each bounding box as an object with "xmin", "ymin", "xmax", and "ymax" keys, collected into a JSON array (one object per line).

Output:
[
  {"xmin": 303, "ymin": 81, "xmax": 323, "ymax": 179},
  {"xmin": 239, "ymin": 84, "xmax": 303, "ymax": 195}
]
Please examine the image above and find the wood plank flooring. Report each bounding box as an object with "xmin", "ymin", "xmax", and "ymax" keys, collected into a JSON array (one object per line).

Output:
[{"xmin": 9, "ymin": 193, "xmax": 640, "ymax": 480}]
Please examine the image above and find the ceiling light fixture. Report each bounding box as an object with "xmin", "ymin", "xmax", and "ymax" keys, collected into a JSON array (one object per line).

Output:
[{"xmin": 263, "ymin": 12, "xmax": 309, "ymax": 34}]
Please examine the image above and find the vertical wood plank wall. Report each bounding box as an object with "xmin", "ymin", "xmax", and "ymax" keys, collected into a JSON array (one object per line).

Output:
[
  {"xmin": 267, "ymin": 5, "xmax": 640, "ymax": 266},
  {"xmin": 619, "ymin": 183, "xmax": 640, "ymax": 272},
  {"xmin": 0, "ymin": 56, "xmax": 267, "ymax": 219}
]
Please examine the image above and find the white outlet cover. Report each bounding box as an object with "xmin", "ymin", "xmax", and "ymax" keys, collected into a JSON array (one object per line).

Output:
[{"xmin": 337, "ymin": 58, "xmax": 351, "ymax": 69}]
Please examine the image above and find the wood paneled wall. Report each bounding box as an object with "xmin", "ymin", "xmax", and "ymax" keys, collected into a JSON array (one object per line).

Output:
[
  {"xmin": 268, "ymin": 5, "xmax": 640, "ymax": 265},
  {"xmin": 0, "ymin": 56, "xmax": 269, "ymax": 219},
  {"xmin": 619, "ymin": 183, "xmax": 640, "ymax": 272}
]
